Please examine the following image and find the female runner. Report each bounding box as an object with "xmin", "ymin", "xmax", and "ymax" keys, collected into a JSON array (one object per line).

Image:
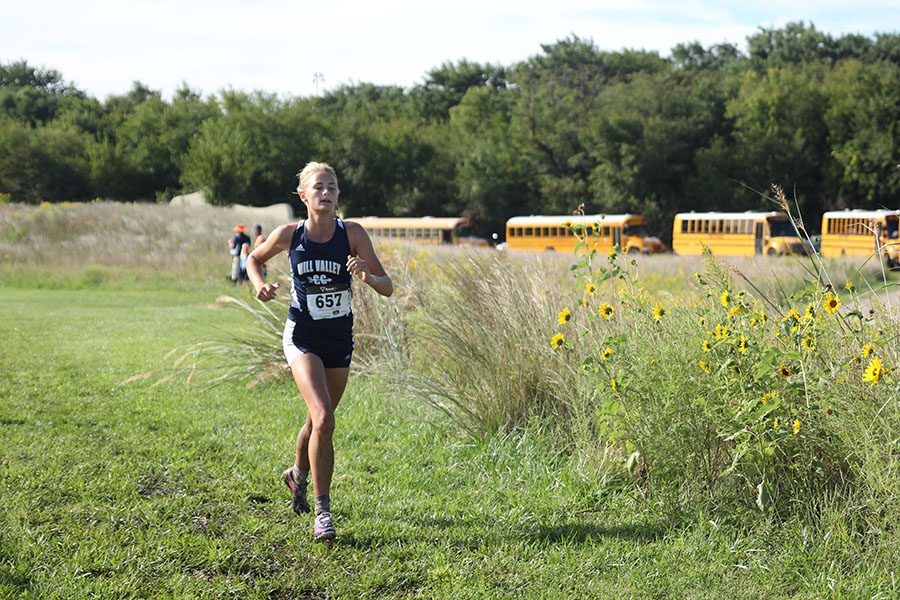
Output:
[{"xmin": 246, "ymin": 162, "xmax": 393, "ymax": 541}]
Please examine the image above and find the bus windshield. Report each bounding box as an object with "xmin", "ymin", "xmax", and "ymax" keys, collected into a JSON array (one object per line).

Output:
[
  {"xmin": 886, "ymin": 217, "xmax": 899, "ymax": 239},
  {"xmin": 455, "ymin": 224, "xmax": 474, "ymax": 238},
  {"xmin": 623, "ymin": 224, "xmax": 648, "ymax": 237},
  {"xmin": 767, "ymin": 219, "xmax": 795, "ymax": 238}
]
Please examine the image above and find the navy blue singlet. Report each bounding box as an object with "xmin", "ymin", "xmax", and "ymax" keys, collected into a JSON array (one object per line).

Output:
[{"xmin": 287, "ymin": 219, "xmax": 353, "ymax": 342}]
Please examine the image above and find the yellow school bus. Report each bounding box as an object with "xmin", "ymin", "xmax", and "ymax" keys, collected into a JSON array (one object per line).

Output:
[
  {"xmin": 820, "ymin": 209, "xmax": 900, "ymax": 268},
  {"xmin": 345, "ymin": 216, "xmax": 488, "ymax": 246},
  {"xmin": 504, "ymin": 214, "xmax": 667, "ymax": 254},
  {"xmin": 672, "ymin": 211, "xmax": 807, "ymax": 256}
]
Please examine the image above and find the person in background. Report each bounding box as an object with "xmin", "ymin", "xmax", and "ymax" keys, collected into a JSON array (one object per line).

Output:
[
  {"xmin": 246, "ymin": 162, "xmax": 393, "ymax": 541},
  {"xmin": 253, "ymin": 224, "xmax": 267, "ymax": 249},
  {"xmin": 228, "ymin": 224, "xmax": 251, "ymax": 283}
]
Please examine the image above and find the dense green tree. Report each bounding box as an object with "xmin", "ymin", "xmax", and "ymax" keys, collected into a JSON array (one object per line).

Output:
[
  {"xmin": 824, "ymin": 59, "xmax": 900, "ymax": 207},
  {"xmin": 449, "ymin": 85, "xmax": 535, "ymax": 232},
  {"xmin": 180, "ymin": 91, "xmax": 319, "ymax": 206},
  {"xmin": 411, "ymin": 59, "xmax": 508, "ymax": 121},
  {"xmin": 510, "ymin": 36, "xmax": 668, "ymax": 213},
  {"xmin": 724, "ymin": 65, "xmax": 832, "ymax": 220},
  {"xmin": 0, "ymin": 60, "xmax": 85, "ymax": 125},
  {"xmin": 0, "ymin": 121, "xmax": 92, "ymax": 202}
]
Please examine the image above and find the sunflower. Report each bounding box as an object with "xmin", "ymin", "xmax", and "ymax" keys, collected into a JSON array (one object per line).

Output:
[
  {"xmin": 729, "ymin": 306, "xmax": 744, "ymax": 319},
  {"xmin": 863, "ymin": 357, "xmax": 888, "ymax": 385},
  {"xmin": 652, "ymin": 304, "xmax": 665, "ymax": 323},
  {"xmin": 720, "ymin": 290, "xmax": 730, "ymax": 308},
  {"xmin": 697, "ymin": 316, "xmax": 705, "ymax": 327},
  {"xmin": 698, "ymin": 360, "xmax": 711, "ymax": 374},
  {"xmin": 598, "ymin": 303, "xmax": 615, "ymax": 319},
  {"xmin": 585, "ymin": 282, "xmax": 596, "ymax": 296},
  {"xmin": 778, "ymin": 364, "xmax": 793, "ymax": 378},
  {"xmin": 861, "ymin": 343, "xmax": 874, "ymax": 358},
  {"xmin": 823, "ymin": 293, "xmax": 841, "ymax": 314},
  {"xmin": 702, "ymin": 339, "xmax": 712, "ymax": 353},
  {"xmin": 550, "ymin": 333, "xmax": 566, "ymax": 350},
  {"xmin": 801, "ymin": 336, "xmax": 817, "ymax": 352},
  {"xmin": 792, "ymin": 418, "xmax": 801, "ymax": 435},
  {"xmin": 782, "ymin": 308, "xmax": 801, "ymax": 324},
  {"xmin": 802, "ymin": 303, "xmax": 816, "ymax": 322},
  {"xmin": 773, "ymin": 418, "xmax": 780, "ymax": 430},
  {"xmin": 610, "ymin": 378, "xmax": 618, "ymax": 391},
  {"xmin": 735, "ymin": 336, "xmax": 748, "ymax": 354},
  {"xmin": 844, "ymin": 281, "xmax": 855, "ymax": 292},
  {"xmin": 557, "ymin": 308, "xmax": 571, "ymax": 324},
  {"xmin": 760, "ymin": 392, "xmax": 776, "ymax": 405},
  {"xmin": 600, "ymin": 347, "xmax": 613, "ymax": 360},
  {"xmin": 714, "ymin": 324, "xmax": 729, "ymax": 340}
]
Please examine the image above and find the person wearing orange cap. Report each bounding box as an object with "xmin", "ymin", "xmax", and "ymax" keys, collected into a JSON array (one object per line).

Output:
[{"xmin": 228, "ymin": 223, "xmax": 251, "ymax": 283}]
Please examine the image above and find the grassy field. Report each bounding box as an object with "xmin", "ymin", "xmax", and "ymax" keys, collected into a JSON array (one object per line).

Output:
[{"xmin": 1, "ymin": 202, "xmax": 898, "ymax": 598}]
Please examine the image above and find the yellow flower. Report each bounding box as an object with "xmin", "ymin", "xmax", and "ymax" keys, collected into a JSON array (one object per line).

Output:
[
  {"xmin": 844, "ymin": 281, "xmax": 855, "ymax": 292},
  {"xmin": 750, "ymin": 317, "xmax": 759, "ymax": 327},
  {"xmin": 720, "ymin": 290, "xmax": 730, "ymax": 308},
  {"xmin": 698, "ymin": 360, "xmax": 711, "ymax": 374},
  {"xmin": 782, "ymin": 308, "xmax": 801, "ymax": 323},
  {"xmin": 729, "ymin": 306, "xmax": 744, "ymax": 319},
  {"xmin": 550, "ymin": 333, "xmax": 565, "ymax": 350},
  {"xmin": 610, "ymin": 378, "xmax": 618, "ymax": 391},
  {"xmin": 778, "ymin": 364, "xmax": 792, "ymax": 378},
  {"xmin": 863, "ymin": 357, "xmax": 887, "ymax": 385},
  {"xmin": 652, "ymin": 304, "xmax": 666, "ymax": 322},
  {"xmin": 600, "ymin": 347, "xmax": 613, "ymax": 360},
  {"xmin": 558, "ymin": 308, "xmax": 571, "ymax": 324},
  {"xmin": 773, "ymin": 418, "xmax": 780, "ymax": 430},
  {"xmin": 792, "ymin": 418, "xmax": 801, "ymax": 435},
  {"xmin": 801, "ymin": 336, "xmax": 817, "ymax": 352},
  {"xmin": 697, "ymin": 316, "xmax": 705, "ymax": 327},
  {"xmin": 735, "ymin": 335, "xmax": 748, "ymax": 354},
  {"xmin": 581, "ymin": 297, "xmax": 589, "ymax": 308},
  {"xmin": 760, "ymin": 392, "xmax": 776, "ymax": 405},
  {"xmin": 861, "ymin": 343, "xmax": 874, "ymax": 358},
  {"xmin": 702, "ymin": 339, "xmax": 712, "ymax": 353},
  {"xmin": 585, "ymin": 282, "xmax": 596, "ymax": 296},
  {"xmin": 802, "ymin": 303, "xmax": 816, "ymax": 322},
  {"xmin": 713, "ymin": 324, "xmax": 729, "ymax": 340},
  {"xmin": 563, "ymin": 220, "xmax": 573, "ymax": 230},
  {"xmin": 598, "ymin": 303, "xmax": 615, "ymax": 319},
  {"xmin": 823, "ymin": 293, "xmax": 841, "ymax": 314},
  {"xmin": 608, "ymin": 248, "xmax": 618, "ymax": 261}
]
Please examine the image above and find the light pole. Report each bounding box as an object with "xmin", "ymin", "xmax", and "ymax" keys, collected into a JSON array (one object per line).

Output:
[{"xmin": 312, "ymin": 72, "xmax": 325, "ymax": 96}]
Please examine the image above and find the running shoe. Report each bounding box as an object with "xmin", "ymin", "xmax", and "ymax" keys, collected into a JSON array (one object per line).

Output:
[
  {"xmin": 314, "ymin": 511, "xmax": 336, "ymax": 541},
  {"xmin": 281, "ymin": 466, "xmax": 310, "ymax": 515}
]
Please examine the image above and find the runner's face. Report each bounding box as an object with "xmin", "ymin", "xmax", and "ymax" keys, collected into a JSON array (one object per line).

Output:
[{"xmin": 300, "ymin": 172, "xmax": 339, "ymax": 213}]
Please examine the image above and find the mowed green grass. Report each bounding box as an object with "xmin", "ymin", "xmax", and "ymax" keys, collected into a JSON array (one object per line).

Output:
[{"xmin": 0, "ymin": 284, "xmax": 893, "ymax": 598}]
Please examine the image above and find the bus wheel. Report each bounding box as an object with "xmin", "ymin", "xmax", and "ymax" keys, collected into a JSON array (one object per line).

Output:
[
  {"xmin": 767, "ymin": 248, "xmax": 777, "ymax": 256},
  {"xmin": 627, "ymin": 247, "xmax": 640, "ymax": 255}
]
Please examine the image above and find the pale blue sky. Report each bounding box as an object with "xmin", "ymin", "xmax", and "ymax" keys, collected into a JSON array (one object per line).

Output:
[{"xmin": 1, "ymin": 0, "xmax": 898, "ymax": 100}]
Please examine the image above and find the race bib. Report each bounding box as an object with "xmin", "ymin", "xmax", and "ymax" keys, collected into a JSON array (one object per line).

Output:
[{"xmin": 306, "ymin": 283, "xmax": 351, "ymax": 320}]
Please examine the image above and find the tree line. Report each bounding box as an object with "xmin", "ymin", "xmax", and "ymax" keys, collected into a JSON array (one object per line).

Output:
[{"xmin": 2, "ymin": 22, "xmax": 899, "ymax": 241}]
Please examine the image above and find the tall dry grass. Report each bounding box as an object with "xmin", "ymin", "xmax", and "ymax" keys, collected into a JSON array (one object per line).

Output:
[{"xmin": 0, "ymin": 201, "xmax": 286, "ymax": 282}]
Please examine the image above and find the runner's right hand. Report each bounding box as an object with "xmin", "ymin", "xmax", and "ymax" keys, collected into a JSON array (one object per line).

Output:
[{"xmin": 256, "ymin": 282, "xmax": 280, "ymax": 302}]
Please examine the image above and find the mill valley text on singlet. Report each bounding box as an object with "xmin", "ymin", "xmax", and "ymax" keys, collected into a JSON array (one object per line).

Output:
[{"xmin": 287, "ymin": 219, "xmax": 354, "ymax": 340}]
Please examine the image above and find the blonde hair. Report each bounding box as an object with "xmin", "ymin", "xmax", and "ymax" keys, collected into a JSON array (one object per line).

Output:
[{"xmin": 296, "ymin": 162, "xmax": 339, "ymax": 194}]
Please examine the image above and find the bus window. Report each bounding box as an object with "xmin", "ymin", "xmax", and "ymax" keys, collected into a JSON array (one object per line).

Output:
[
  {"xmin": 525, "ymin": 227, "xmax": 533, "ymax": 236},
  {"xmin": 767, "ymin": 219, "xmax": 794, "ymax": 237},
  {"xmin": 541, "ymin": 227, "xmax": 550, "ymax": 237},
  {"xmin": 681, "ymin": 221, "xmax": 688, "ymax": 233},
  {"xmin": 623, "ymin": 223, "xmax": 648, "ymax": 237},
  {"xmin": 442, "ymin": 230, "xmax": 452, "ymax": 243}
]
